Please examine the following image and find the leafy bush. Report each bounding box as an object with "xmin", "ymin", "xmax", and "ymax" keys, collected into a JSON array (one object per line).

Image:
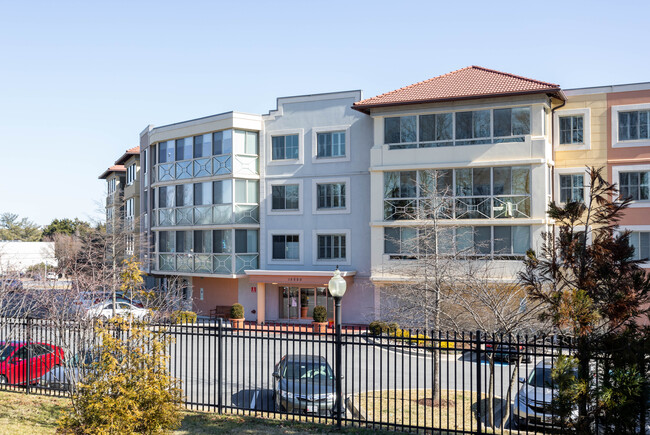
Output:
[
  {"xmin": 368, "ymin": 321, "xmax": 388, "ymax": 336},
  {"xmin": 230, "ymin": 303, "xmax": 244, "ymax": 319},
  {"xmin": 387, "ymin": 322, "xmax": 399, "ymax": 333},
  {"xmin": 171, "ymin": 310, "xmax": 197, "ymax": 324},
  {"xmin": 312, "ymin": 305, "xmax": 327, "ymax": 323},
  {"xmin": 59, "ymin": 317, "xmax": 183, "ymax": 434}
]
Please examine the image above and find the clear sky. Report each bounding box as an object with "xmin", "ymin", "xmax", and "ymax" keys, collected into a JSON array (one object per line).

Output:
[{"xmin": 1, "ymin": 0, "xmax": 649, "ymax": 226}]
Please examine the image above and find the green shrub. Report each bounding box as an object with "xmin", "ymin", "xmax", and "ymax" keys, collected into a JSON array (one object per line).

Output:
[
  {"xmin": 312, "ymin": 305, "xmax": 327, "ymax": 323},
  {"xmin": 230, "ymin": 303, "xmax": 244, "ymax": 319},
  {"xmin": 387, "ymin": 322, "xmax": 399, "ymax": 333},
  {"xmin": 170, "ymin": 310, "xmax": 197, "ymax": 324},
  {"xmin": 368, "ymin": 321, "xmax": 388, "ymax": 336},
  {"xmin": 59, "ymin": 317, "xmax": 183, "ymax": 434}
]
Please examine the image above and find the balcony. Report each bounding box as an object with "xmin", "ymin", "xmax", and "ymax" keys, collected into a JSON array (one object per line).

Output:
[
  {"xmin": 157, "ymin": 253, "xmax": 259, "ymax": 275},
  {"xmin": 155, "ymin": 205, "xmax": 259, "ymax": 227},
  {"xmin": 384, "ymin": 196, "xmax": 531, "ymax": 221},
  {"xmin": 154, "ymin": 154, "xmax": 259, "ymax": 183}
]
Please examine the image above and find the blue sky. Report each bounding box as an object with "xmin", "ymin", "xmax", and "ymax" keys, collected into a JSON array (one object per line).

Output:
[{"xmin": 1, "ymin": 0, "xmax": 649, "ymax": 225}]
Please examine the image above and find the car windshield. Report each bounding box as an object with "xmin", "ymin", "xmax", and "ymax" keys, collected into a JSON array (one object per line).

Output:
[
  {"xmin": 528, "ymin": 367, "xmax": 554, "ymax": 388},
  {"xmin": 0, "ymin": 345, "xmax": 16, "ymax": 362},
  {"xmin": 283, "ymin": 361, "xmax": 334, "ymax": 380}
]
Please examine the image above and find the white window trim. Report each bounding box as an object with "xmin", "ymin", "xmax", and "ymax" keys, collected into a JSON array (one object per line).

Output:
[
  {"xmin": 611, "ymin": 103, "xmax": 650, "ymax": 148},
  {"xmin": 267, "ymin": 230, "xmax": 304, "ymax": 265},
  {"xmin": 618, "ymin": 225, "xmax": 650, "ymax": 268},
  {"xmin": 312, "ymin": 229, "xmax": 351, "ymax": 266},
  {"xmin": 611, "ymin": 164, "xmax": 650, "ymax": 208},
  {"xmin": 266, "ymin": 179, "xmax": 304, "ymax": 216},
  {"xmin": 266, "ymin": 128, "xmax": 304, "ymax": 165},
  {"xmin": 311, "ymin": 177, "xmax": 351, "ymax": 215},
  {"xmin": 554, "ymin": 168, "xmax": 588, "ymax": 205},
  {"xmin": 311, "ymin": 125, "xmax": 351, "ymax": 163},
  {"xmin": 554, "ymin": 108, "xmax": 591, "ymax": 151}
]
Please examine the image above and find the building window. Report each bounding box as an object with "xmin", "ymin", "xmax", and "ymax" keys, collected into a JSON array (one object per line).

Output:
[
  {"xmin": 272, "ymin": 235, "xmax": 300, "ymax": 260},
  {"xmin": 271, "ymin": 135, "xmax": 299, "ymax": 160},
  {"xmin": 158, "ymin": 141, "xmax": 175, "ymax": 163},
  {"xmin": 234, "ymin": 130, "xmax": 258, "ymax": 155},
  {"xmin": 193, "ymin": 182, "xmax": 212, "ymax": 206},
  {"xmin": 175, "ymin": 138, "xmax": 193, "ymax": 161},
  {"xmin": 384, "ymin": 166, "xmax": 531, "ymax": 220},
  {"xmin": 193, "ymin": 134, "xmax": 213, "ymax": 158},
  {"xmin": 175, "ymin": 184, "xmax": 193, "ymax": 207},
  {"xmin": 317, "ymin": 132, "xmax": 345, "ymax": 158},
  {"xmin": 213, "ymin": 230, "xmax": 232, "ymax": 253},
  {"xmin": 108, "ymin": 178, "xmax": 116, "ymax": 195},
  {"xmin": 384, "ymin": 226, "xmax": 530, "ymax": 258},
  {"xmin": 385, "ymin": 107, "xmax": 530, "ymax": 149},
  {"xmin": 559, "ymin": 116, "xmax": 584, "ymax": 144},
  {"xmin": 157, "ymin": 186, "xmax": 174, "ymax": 209},
  {"xmin": 106, "ymin": 208, "xmax": 114, "ymax": 221},
  {"xmin": 175, "ymin": 230, "xmax": 192, "ymax": 253},
  {"xmin": 159, "ymin": 231, "xmax": 175, "ymax": 253},
  {"xmin": 235, "ymin": 179, "xmax": 259, "ymax": 204},
  {"xmin": 235, "ymin": 229, "xmax": 258, "ymax": 253},
  {"xmin": 619, "ymin": 110, "xmax": 650, "ymax": 141},
  {"xmin": 560, "ymin": 174, "xmax": 584, "ymax": 203},
  {"xmin": 629, "ymin": 232, "xmax": 650, "ymax": 261},
  {"xmin": 143, "ymin": 149, "xmax": 147, "ymax": 174},
  {"xmin": 317, "ymin": 235, "xmax": 346, "ymax": 260},
  {"xmin": 272, "ymin": 185, "xmax": 299, "ymax": 210},
  {"xmin": 212, "ymin": 180, "xmax": 232, "ymax": 204},
  {"xmin": 213, "ymin": 130, "xmax": 233, "ymax": 155},
  {"xmin": 317, "ymin": 183, "xmax": 346, "ymax": 209},
  {"xmin": 126, "ymin": 164, "xmax": 136, "ymax": 185},
  {"xmin": 620, "ymin": 171, "xmax": 650, "ymax": 201},
  {"xmin": 125, "ymin": 198, "xmax": 134, "ymax": 220},
  {"xmin": 125, "ymin": 234, "xmax": 135, "ymax": 256},
  {"xmin": 193, "ymin": 230, "xmax": 212, "ymax": 253}
]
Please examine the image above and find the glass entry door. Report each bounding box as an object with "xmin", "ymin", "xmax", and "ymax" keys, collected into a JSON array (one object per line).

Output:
[
  {"xmin": 280, "ymin": 286, "xmax": 335, "ymax": 320},
  {"xmin": 281, "ymin": 287, "xmax": 300, "ymax": 319}
]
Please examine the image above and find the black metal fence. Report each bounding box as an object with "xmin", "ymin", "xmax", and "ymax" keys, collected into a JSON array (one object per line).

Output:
[{"xmin": 0, "ymin": 317, "xmax": 646, "ymax": 434}]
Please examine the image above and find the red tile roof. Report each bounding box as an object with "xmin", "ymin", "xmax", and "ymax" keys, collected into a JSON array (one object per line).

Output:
[
  {"xmin": 353, "ymin": 66, "xmax": 563, "ymax": 113},
  {"xmin": 115, "ymin": 146, "xmax": 140, "ymax": 165},
  {"xmin": 98, "ymin": 165, "xmax": 126, "ymax": 180}
]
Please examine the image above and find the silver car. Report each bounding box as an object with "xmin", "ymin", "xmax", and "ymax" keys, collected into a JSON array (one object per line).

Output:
[
  {"xmin": 512, "ymin": 360, "xmax": 577, "ymax": 429},
  {"xmin": 38, "ymin": 351, "xmax": 96, "ymax": 391},
  {"xmin": 272, "ymin": 355, "xmax": 336, "ymax": 416}
]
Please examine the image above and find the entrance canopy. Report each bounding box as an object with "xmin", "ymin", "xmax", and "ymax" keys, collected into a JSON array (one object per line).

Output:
[{"xmin": 245, "ymin": 270, "xmax": 356, "ymax": 286}]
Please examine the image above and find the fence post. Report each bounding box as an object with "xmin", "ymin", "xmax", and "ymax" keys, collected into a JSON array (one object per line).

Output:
[
  {"xmin": 217, "ymin": 318, "xmax": 223, "ymax": 414},
  {"xmin": 26, "ymin": 317, "xmax": 32, "ymax": 394},
  {"xmin": 475, "ymin": 330, "xmax": 482, "ymax": 435},
  {"xmin": 335, "ymin": 322, "xmax": 343, "ymax": 430}
]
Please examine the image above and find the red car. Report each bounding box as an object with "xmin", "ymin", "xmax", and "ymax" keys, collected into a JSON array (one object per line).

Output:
[{"xmin": 0, "ymin": 341, "xmax": 64, "ymax": 385}]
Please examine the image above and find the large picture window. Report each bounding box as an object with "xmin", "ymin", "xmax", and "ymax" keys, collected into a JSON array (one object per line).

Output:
[
  {"xmin": 383, "ymin": 166, "xmax": 531, "ymax": 220},
  {"xmin": 385, "ymin": 107, "xmax": 530, "ymax": 149}
]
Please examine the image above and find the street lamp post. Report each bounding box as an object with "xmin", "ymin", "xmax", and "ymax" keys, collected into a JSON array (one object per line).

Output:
[{"xmin": 328, "ymin": 267, "xmax": 347, "ymax": 429}]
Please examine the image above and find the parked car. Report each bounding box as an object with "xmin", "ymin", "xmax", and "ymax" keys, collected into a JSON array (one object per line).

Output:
[
  {"xmin": 38, "ymin": 350, "xmax": 96, "ymax": 391},
  {"xmin": 272, "ymin": 355, "xmax": 336, "ymax": 416},
  {"xmin": 0, "ymin": 341, "xmax": 64, "ymax": 385},
  {"xmin": 0, "ymin": 278, "xmax": 23, "ymax": 291},
  {"xmin": 485, "ymin": 342, "xmax": 531, "ymax": 363},
  {"xmin": 46, "ymin": 272, "xmax": 58, "ymax": 281},
  {"xmin": 84, "ymin": 301, "xmax": 149, "ymax": 321},
  {"xmin": 512, "ymin": 360, "xmax": 577, "ymax": 429}
]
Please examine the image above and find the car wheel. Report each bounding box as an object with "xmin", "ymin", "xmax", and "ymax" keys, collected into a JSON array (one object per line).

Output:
[{"xmin": 0, "ymin": 375, "xmax": 7, "ymax": 385}]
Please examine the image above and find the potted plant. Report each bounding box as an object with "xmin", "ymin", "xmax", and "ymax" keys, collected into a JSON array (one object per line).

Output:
[
  {"xmin": 230, "ymin": 303, "xmax": 245, "ymax": 328},
  {"xmin": 312, "ymin": 305, "xmax": 328, "ymax": 333},
  {"xmin": 300, "ymin": 297, "xmax": 309, "ymax": 319}
]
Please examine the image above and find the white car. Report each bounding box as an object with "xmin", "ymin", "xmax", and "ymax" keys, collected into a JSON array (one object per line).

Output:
[
  {"xmin": 46, "ymin": 272, "xmax": 58, "ymax": 280},
  {"xmin": 85, "ymin": 301, "xmax": 149, "ymax": 321}
]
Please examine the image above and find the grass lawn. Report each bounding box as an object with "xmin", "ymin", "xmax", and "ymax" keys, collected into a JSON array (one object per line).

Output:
[{"xmin": 0, "ymin": 390, "xmax": 393, "ymax": 435}]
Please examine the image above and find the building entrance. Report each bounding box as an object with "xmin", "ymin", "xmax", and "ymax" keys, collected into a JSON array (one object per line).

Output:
[{"xmin": 280, "ymin": 286, "xmax": 334, "ymax": 320}]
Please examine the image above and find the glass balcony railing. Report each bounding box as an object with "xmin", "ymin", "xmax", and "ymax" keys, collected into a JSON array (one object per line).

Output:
[
  {"xmin": 155, "ymin": 154, "xmax": 258, "ymax": 183},
  {"xmin": 157, "ymin": 253, "xmax": 258, "ymax": 275},
  {"xmin": 154, "ymin": 205, "xmax": 258, "ymax": 227},
  {"xmin": 384, "ymin": 195, "xmax": 531, "ymax": 220}
]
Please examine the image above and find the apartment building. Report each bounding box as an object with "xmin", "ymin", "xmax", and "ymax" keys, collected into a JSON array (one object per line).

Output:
[
  {"xmin": 352, "ymin": 67, "xmax": 563, "ymax": 299},
  {"xmin": 99, "ymin": 146, "xmax": 141, "ymax": 263},
  {"xmin": 100, "ymin": 66, "xmax": 649, "ymax": 324}
]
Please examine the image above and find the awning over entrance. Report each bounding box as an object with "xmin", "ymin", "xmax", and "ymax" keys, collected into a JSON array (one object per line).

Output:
[
  {"xmin": 244, "ymin": 270, "xmax": 356, "ymax": 286},
  {"xmin": 245, "ymin": 270, "xmax": 356, "ymax": 324}
]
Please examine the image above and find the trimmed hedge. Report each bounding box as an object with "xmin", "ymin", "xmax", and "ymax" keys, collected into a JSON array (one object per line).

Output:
[
  {"xmin": 230, "ymin": 303, "xmax": 244, "ymax": 319},
  {"xmin": 368, "ymin": 321, "xmax": 388, "ymax": 336},
  {"xmin": 312, "ymin": 305, "xmax": 328, "ymax": 323}
]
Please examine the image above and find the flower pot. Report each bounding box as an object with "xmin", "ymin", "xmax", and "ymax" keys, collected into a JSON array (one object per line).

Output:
[
  {"xmin": 230, "ymin": 318, "xmax": 244, "ymax": 329},
  {"xmin": 300, "ymin": 306, "xmax": 309, "ymax": 318},
  {"xmin": 313, "ymin": 322, "xmax": 328, "ymax": 334}
]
